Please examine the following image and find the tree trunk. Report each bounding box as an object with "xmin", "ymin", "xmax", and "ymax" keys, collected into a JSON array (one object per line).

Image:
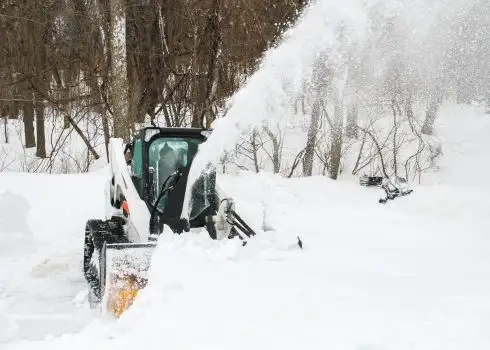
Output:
[
  {"xmin": 127, "ymin": 57, "xmax": 143, "ymax": 127},
  {"xmin": 51, "ymin": 66, "xmax": 70, "ymax": 130},
  {"xmin": 191, "ymin": 76, "xmax": 207, "ymax": 128},
  {"xmin": 110, "ymin": 0, "xmax": 130, "ymax": 141},
  {"xmin": 23, "ymin": 102, "xmax": 36, "ymax": 148},
  {"xmin": 302, "ymin": 98, "xmax": 321, "ymax": 176},
  {"xmin": 3, "ymin": 117, "xmax": 7, "ymax": 143},
  {"xmin": 263, "ymin": 126, "xmax": 281, "ymax": 173},
  {"xmin": 35, "ymin": 103, "xmax": 46, "ymax": 158},
  {"xmin": 303, "ymin": 54, "xmax": 329, "ymax": 177},
  {"xmin": 391, "ymin": 102, "xmax": 398, "ymax": 176},
  {"xmin": 64, "ymin": 113, "xmax": 100, "ymax": 160},
  {"xmin": 125, "ymin": 0, "xmax": 143, "ymax": 125},
  {"xmin": 102, "ymin": 113, "xmax": 111, "ymax": 162},
  {"xmin": 202, "ymin": 0, "xmax": 222, "ymax": 128},
  {"xmin": 251, "ymin": 130, "xmax": 260, "ymax": 173},
  {"xmin": 345, "ymin": 105, "xmax": 359, "ymax": 138},
  {"xmin": 421, "ymin": 99, "xmax": 439, "ymax": 135},
  {"xmin": 456, "ymin": 82, "xmax": 470, "ymax": 105},
  {"xmin": 351, "ymin": 130, "xmax": 367, "ymax": 175},
  {"xmin": 329, "ymin": 102, "xmax": 343, "ymax": 180}
]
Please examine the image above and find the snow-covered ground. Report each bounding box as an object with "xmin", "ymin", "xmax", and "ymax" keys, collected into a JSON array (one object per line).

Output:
[
  {"xmin": 0, "ymin": 170, "xmax": 107, "ymax": 343},
  {"xmin": 1, "ymin": 104, "xmax": 490, "ymax": 349},
  {"xmin": 423, "ymin": 103, "xmax": 490, "ymax": 187}
]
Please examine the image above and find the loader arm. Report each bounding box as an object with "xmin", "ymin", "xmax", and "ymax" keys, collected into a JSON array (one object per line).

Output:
[
  {"xmin": 210, "ymin": 183, "xmax": 257, "ymax": 241},
  {"xmin": 106, "ymin": 138, "xmax": 151, "ymax": 242}
]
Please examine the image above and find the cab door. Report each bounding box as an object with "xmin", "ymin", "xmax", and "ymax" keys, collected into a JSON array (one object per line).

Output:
[{"xmin": 130, "ymin": 137, "xmax": 143, "ymax": 197}]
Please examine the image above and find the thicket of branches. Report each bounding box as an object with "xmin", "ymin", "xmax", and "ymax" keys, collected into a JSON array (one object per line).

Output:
[
  {"xmin": 0, "ymin": 0, "xmax": 306, "ymax": 171},
  {"xmin": 1, "ymin": 0, "xmax": 488, "ymax": 180},
  {"xmin": 220, "ymin": 0, "xmax": 489, "ymax": 183}
]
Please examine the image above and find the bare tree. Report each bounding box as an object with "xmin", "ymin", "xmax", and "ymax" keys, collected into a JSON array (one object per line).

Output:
[
  {"xmin": 302, "ymin": 97, "xmax": 321, "ymax": 176},
  {"xmin": 345, "ymin": 105, "xmax": 359, "ymax": 138},
  {"xmin": 0, "ymin": 0, "xmax": 307, "ymax": 172},
  {"xmin": 262, "ymin": 125, "xmax": 283, "ymax": 174},
  {"xmin": 35, "ymin": 99, "xmax": 46, "ymax": 158},
  {"xmin": 109, "ymin": 0, "xmax": 130, "ymax": 141},
  {"xmin": 303, "ymin": 56, "xmax": 330, "ymax": 177},
  {"xmin": 328, "ymin": 102, "xmax": 344, "ymax": 180},
  {"xmin": 421, "ymin": 92, "xmax": 442, "ymax": 135},
  {"xmin": 234, "ymin": 129, "xmax": 262, "ymax": 173}
]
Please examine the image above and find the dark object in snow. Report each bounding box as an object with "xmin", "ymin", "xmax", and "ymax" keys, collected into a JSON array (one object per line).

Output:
[
  {"xmin": 378, "ymin": 176, "xmax": 413, "ymax": 204},
  {"xmin": 359, "ymin": 175, "xmax": 384, "ymax": 187}
]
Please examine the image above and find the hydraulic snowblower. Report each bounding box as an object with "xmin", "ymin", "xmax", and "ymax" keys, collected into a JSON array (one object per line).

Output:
[
  {"xmin": 83, "ymin": 127, "xmax": 260, "ymax": 318},
  {"xmin": 378, "ymin": 176, "xmax": 413, "ymax": 203},
  {"xmin": 359, "ymin": 175, "xmax": 413, "ymax": 203}
]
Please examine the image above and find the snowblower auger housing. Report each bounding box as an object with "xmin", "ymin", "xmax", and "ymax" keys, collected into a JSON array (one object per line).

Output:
[{"xmin": 83, "ymin": 127, "xmax": 256, "ymax": 317}]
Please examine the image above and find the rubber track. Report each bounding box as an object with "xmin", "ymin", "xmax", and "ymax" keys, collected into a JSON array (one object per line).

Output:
[{"xmin": 83, "ymin": 219, "xmax": 127, "ymax": 301}]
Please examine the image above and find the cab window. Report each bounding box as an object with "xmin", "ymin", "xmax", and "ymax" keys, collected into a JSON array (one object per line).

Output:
[{"xmin": 148, "ymin": 137, "xmax": 201, "ymax": 209}]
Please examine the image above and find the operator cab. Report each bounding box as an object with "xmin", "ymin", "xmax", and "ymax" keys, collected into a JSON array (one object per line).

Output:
[{"xmin": 126, "ymin": 127, "xmax": 216, "ymax": 234}]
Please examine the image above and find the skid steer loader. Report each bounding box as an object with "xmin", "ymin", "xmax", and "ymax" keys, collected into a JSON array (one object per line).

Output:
[{"xmin": 83, "ymin": 127, "xmax": 258, "ymax": 318}]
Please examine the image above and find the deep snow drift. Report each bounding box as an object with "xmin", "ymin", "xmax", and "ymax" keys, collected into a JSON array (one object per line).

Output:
[
  {"xmin": 2, "ymin": 104, "xmax": 490, "ymax": 349},
  {"xmin": 0, "ymin": 170, "xmax": 108, "ymax": 343}
]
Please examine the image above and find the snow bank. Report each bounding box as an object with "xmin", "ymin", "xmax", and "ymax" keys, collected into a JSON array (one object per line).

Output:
[
  {"xmin": 6, "ymin": 101, "xmax": 490, "ymax": 349},
  {"xmin": 110, "ymin": 165, "xmax": 490, "ymax": 349},
  {"xmin": 0, "ymin": 169, "xmax": 108, "ymax": 343},
  {"xmin": 0, "ymin": 299, "xmax": 18, "ymax": 343},
  {"xmin": 0, "ymin": 191, "xmax": 31, "ymax": 237},
  {"xmin": 7, "ymin": 160, "xmax": 490, "ymax": 349}
]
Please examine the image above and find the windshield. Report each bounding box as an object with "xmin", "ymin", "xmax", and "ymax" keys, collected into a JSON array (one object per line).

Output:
[{"xmin": 148, "ymin": 136, "xmax": 201, "ymax": 210}]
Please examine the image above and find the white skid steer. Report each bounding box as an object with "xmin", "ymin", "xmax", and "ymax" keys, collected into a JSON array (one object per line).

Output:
[{"xmin": 83, "ymin": 127, "xmax": 260, "ymax": 318}]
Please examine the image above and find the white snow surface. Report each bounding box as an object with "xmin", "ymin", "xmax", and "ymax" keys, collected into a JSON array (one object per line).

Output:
[
  {"xmin": 0, "ymin": 170, "xmax": 108, "ymax": 343},
  {"xmin": 1, "ymin": 104, "xmax": 490, "ymax": 349}
]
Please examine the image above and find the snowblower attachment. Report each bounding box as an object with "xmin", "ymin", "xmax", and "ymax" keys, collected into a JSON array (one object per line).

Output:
[
  {"xmin": 359, "ymin": 175, "xmax": 413, "ymax": 203},
  {"xmin": 84, "ymin": 128, "xmax": 300, "ymax": 319},
  {"xmin": 102, "ymin": 243, "xmax": 156, "ymax": 317},
  {"xmin": 359, "ymin": 175, "xmax": 384, "ymax": 187},
  {"xmin": 379, "ymin": 176, "xmax": 413, "ymax": 203}
]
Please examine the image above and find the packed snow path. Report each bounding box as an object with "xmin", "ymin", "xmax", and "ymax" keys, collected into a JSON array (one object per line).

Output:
[{"xmin": 1, "ymin": 105, "xmax": 490, "ymax": 349}]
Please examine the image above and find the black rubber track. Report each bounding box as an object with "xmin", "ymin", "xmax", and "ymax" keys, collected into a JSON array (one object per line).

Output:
[{"xmin": 83, "ymin": 219, "xmax": 127, "ymax": 303}]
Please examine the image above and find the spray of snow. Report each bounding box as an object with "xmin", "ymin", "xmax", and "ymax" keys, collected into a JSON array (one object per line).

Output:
[
  {"xmin": 182, "ymin": 0, "xmax": 482, "ymax": 218},
  {"xmin": 182, "ymin": 0, "xmax": 371, "ymax": 217}
]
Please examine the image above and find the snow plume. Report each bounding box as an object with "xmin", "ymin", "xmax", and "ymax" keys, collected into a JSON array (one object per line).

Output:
[
  {"xmin": 182, "ymin": 0, "xmax": 487, "ymax": 217},
  {"xmin": 182, "ymin": 0, "xmax": 372, "ymax": 217}
]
